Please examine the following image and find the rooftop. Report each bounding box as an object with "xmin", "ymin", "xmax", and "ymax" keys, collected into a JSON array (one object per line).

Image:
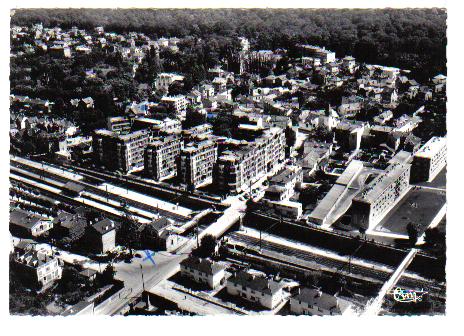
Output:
[
  {"xmin": 355, "ymin": 162, "xmax": 410, "ymax": 203},
  {"xmin": 180, "ymin": 256, "xmax": 225, "ymax": 276},
  {"xmin": 269, "ymin": 167, "xmax": 301, "ymax": 185},
  {"xmin": 415, "ymin": 136, "xmax": 446, "ymax": 159},
  {"xmin": 91, "ymin": 218, "xmax": 115, "ymax": 235},
  {"xmin": 293, "ymin": 288, "xmax": 352, "ymax": 314},
  {"xmin": 228, "ymin": 270, "xmax": 285, "ymax": 295},
  {"xmin": 10, "ymin": 209, "xmax": 46, "ymax": 229}
]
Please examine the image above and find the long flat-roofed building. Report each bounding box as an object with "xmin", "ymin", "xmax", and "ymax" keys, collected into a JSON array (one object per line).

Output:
[
  {"xmin": 144, "ymin": 134, "xmax": 181, "ymax": 181},
  {"xmin": 178, "ymin": 139, "xmax": 218, "ymax": 188},
  {"xmin": 309, "ymin": 160, "xmax": 364, "ymax": 227},
  {"xmin": 351, "ymin": 162, "xmax": 411, "ymax": 230},
  {"xmin": 93, "ymin": 129, "xmax": 150, "ymax": 173},
  {"xmin": 298, "ymin": 44, "xmax": 336, "ymax": 63},
  {"xmin": 411, "ymin": 136, "xmax": 446, "ymax": 182},
  {"xmin": 182, "ymin": 124, "xmax": 213, "ymax": 143},
  {"xmin": 132, "ymin": 117, "xmax": 182, "ymax": 135}
]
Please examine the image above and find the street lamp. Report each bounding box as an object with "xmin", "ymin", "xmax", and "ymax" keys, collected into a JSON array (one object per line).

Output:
[{"xmin": 140, "ymin": 264, "xmax": 145, "ymax": 292}]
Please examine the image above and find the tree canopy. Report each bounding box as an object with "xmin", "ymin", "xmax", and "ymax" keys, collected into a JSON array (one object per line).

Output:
[{"xmin": 12, "ymin": 8, "xmax": 447, "ymax": 81}]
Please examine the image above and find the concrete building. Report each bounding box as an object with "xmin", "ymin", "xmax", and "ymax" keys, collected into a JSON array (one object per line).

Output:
[
  {"xmin": 161, "ymin": 95, "xmax": 187, "ymax": 117},
  {"xmin": 144, "ymin": 134, "xmax": 181, "ymax": 181},
  {"xmin": 85, "ymin": 218, "xmax": 116, "ymax": 254},
  {"xmin": 13, "ymin": 247, "xmax": 63, "ymax": 289},
  {"xmin": 132, "ymin": 117, "xmax": 182, "ymax": 135},
  {"xmin": 351, "ymin": 162, "xmax": 411, "ymax": 230},
  {"xmin": 335, "ymin": 121, "xmax": 365, "ymax": 152},
  {"xmin": 301, "ymin": 141, "xmax": 333, "ymax": 178},
  {"xmin": 264, "ymin": 166, "xmax": 303, "ymax": 201},
  {"xmin": 226, "ymin": 270, "xmax": 285, "ymax": 309},
  {"xmin": 309, "ymin": 160, "xmax": 364, "ymax": 226},
  {"xmin": 214, "ymin": 127, "xmax": 286, "ymax": 194},
  {"xmin": 142, "ymin": 217, "xmax": 183, "ymax": 252},
  {"xmin": 263, "ymin": 166, "xmax": 304, "ymax": 219},
  {"xmin": 93, "ymin": 129, "xmax": 150, "ymax": 173},
  {"xmin": 298, "ymin": 45, "xmax": 336, "ymax": 63},
  {"xmin": 180, "ymin": 256, "xmax": 226, "ymax": 289},
  {"xmin": 411, "ymin": 136, "xmax": 446, "ymax": 182},
  {"xmin": 178, "ymin": 140, "xmax": 218, "ymax": 188},
  {"xmin": 107, "ymin": 116, "xmax": 132, "ymax": 134},
  {"xmin": 154, "ymin": 73, "xmax": 185, "ymax": 92},
  {"xmin": 289, "ymin": 288, "xmax": 352, "ymax": 316},
  {"xmin": 181, "ymin": 124, "xmax": 213, "ymax": 143}
]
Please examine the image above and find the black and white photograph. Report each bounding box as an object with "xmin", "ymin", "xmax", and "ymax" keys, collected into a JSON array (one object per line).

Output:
[{"xmin": 4, "ymin": 0, "xmax": 459, "ymax": 328}]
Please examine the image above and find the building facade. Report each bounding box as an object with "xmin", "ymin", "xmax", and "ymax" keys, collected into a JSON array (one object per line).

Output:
[
  {"xmin": 93, "ymin": 129, "xmax": 150, "ymax": 173},
  {"xmin": 154, "ymin": 73, "xmax": 185, "ymax": 92},
  {"xmin": 226, "ymin": 270, "xmax": 285, "ymax": 309},
  {"xmin": 178, "ymin": 140, "xmax": 218, "ymax": 188},
  {"xmin": 13, "ymin": 248, "xmax": 63, "ymax": 289},
  {"xmin": 180, "ymin": 256, "xmax": 226, "ymax": 289},
  {"xmin": 351, "ymin": 162, "xmax": 411, "ymax": 230},
  {"xmin": 144, "ymin": 134, "xmax": 181, "ymax": 181},
  {"xmin": 161, "ymin": 95, "xmax": 187, "ymax": 117},
  {"xmin": 214, "ymin": 127, "xmax": 286, "ymax": 194},
  {"xmin": 411, "ymin": 136, "xmax": 446, "ymax": 182},
  {"xmin": 289, "ymin": 288, "xmax": 352, "ymax": 316}
]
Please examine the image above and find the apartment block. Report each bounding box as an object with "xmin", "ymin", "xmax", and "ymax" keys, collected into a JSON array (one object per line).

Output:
[
  {"xmin": 214, "ymin": 127, "xmax": 286, "ymax": 194},
  {"xmin": 351, "ymin": 162, "xmax": 411, "ymax": 230},
  {"xmin": 144, "ymin": 134, "xmax": 181, "ymax": 181},
  {"xmin": 178, "ymin": 140, "xmax": 218, "ymax": 188},
  {"xmin": 93, "ymin": 129, "xmax": 150, "ymax": 173},
  {"xmin": 181, "ymin": 124, "xmax": 213, "ymax": 144},
  {"xmin": 107, "ymin": 116, "xmax": 132, "ymax": 134},
  {"xmin": 410, "ymin": 136, "xmax": 446, "ymax": 182},
  {"xmin": 161, "ymin": 95, "xmax": 187, "ymax": 117}
]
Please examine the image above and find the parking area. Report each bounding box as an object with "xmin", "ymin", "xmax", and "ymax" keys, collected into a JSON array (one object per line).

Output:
[{"xmin": 375, "ymin": 187, "xmax": 446, "ymax": 236}]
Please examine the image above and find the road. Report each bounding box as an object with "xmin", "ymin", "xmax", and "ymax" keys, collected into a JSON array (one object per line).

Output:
[{"xmin": 9, "ymin": 155, "xmax": 248, "ymax": 315}]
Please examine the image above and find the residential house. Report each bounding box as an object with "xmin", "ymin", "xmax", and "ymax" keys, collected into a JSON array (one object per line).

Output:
[{"xmin": 180, "ymin": 256, "xmax": 226, "ymax": 289}]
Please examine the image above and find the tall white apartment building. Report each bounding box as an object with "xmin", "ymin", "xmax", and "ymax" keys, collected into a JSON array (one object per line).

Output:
[
  {"xmin": 178, "ymin": 140, "xmax": 218, "ymax": 188},
  {"xmin": 161, "ymin": 95, "xmax": 187, "ymax": 117},
  {"xmin": 411, "ymin": 136, "xmax": 446, "ymax": 182},
  {"xmin": 93, "ymin": 129, "xmax": 150, "ymax": 173},
  {"xmin": 144, "ymin": 134, "xmax": 181, "ymax": 181},
  {"xmin": 351, "ymin": 162, "xmax": 411, "ymax": 230},
  {"xmin": 214, "ymin": 127, "xmax": 286, "ymax": 194}
]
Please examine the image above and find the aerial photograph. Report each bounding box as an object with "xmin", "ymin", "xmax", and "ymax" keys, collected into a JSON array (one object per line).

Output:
[{"xmin": 8, "ymin": 7, "xmax": 446, "ymax": 317}]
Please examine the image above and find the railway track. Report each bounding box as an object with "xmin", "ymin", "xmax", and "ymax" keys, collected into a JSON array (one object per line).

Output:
[
  {"xmin": 227, "ymin": 232, "xmax": 446, "ymax": 299},
  {"xmin": 10, "ymin": 159, "xmax": 190, "ymax": 222}
]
